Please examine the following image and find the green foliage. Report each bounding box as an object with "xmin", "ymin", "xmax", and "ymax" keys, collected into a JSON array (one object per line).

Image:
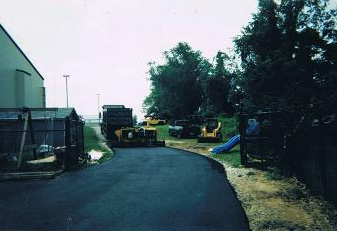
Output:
[
  {"xmin": 234, "ymin": 0, "xmax": 337, "ymax": 108},
  {"xmin": 143, "ymin": 43, "xmax": 235, "ymax": 119},
  {"xmin": 143, "ymin": 42, "xmax": 207, "ymax": 119},
  {"xmin": 217, "ymin": 115, "xmax": 238, "ymax": 139},
  {"xmin": 199, "ymin": 52, "xmax": 234, "ymax": 116},
  {"xmin": 144, "ymin": 0, "xmax": 337, "ymax": 119}
]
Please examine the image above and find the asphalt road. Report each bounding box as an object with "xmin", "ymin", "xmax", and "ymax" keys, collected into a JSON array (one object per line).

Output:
[{"xmin": 0, "ymin": 147, "xmax": 249, "ymax": 231}]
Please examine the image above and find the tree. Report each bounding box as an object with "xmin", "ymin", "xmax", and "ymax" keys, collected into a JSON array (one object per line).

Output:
[
  {"xmin": 143, "ymin": 42, "xmax": 210, "ymax": 119},
  {"xmin": 234, "ymin": 0, "xmax": 337, "ymax": 108},
  {"xmin": 200, "ymin": 51, "xmax": 234, "ymax": 115}
]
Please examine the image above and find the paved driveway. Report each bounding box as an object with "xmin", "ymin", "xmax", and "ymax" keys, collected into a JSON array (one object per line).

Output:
[{"xmin": 0, "ymin": 147, "xmax": 249, "ymax": 231}]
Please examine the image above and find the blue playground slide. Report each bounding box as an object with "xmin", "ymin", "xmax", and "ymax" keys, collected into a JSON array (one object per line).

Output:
[
  {"xmin": 212, "ymin": 134, "xmax": 240, "ymax": 154},
  {"xmin": 211, "ymin": 122, "xmax": 259, "ymax": 154}
]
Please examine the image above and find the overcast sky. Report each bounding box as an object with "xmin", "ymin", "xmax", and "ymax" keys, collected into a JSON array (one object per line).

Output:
[{"xmin": 0, "ymin": 0, "xmax": 260, "ymax": 118}]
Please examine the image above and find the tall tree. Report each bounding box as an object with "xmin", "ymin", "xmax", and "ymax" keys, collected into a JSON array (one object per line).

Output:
[
  {"xmin": 143, "ymin": 42, "xmax": 210, "ymax": 119},
  {"xmin": 234, "ymin": 0, "xmax": 337, "ymax": 108},
  {"xmin": 200, "ymin": 51, "xmax": 233, "ymax": 115},
  {"xmin": 234, "ymin": 0, "xmax": 282, "ymax": 106}
]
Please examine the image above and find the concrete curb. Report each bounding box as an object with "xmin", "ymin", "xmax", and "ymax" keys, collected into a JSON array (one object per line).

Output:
[{"xmin": 0, "ymin": 169, "xmax": 64, "ymax": 181}]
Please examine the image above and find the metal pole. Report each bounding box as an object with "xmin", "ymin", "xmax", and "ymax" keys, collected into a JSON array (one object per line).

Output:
[{"xmin": 63, "ymin": 75, "xmax": 70, "ymax": 108}]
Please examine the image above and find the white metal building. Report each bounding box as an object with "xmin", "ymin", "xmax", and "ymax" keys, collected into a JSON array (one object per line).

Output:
[{"xmin": 0, "ymin": 23, "xmax": 45, "ymax": 108}]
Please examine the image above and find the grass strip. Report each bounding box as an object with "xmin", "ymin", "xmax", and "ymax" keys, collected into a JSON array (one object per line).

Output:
[{"xmin": 84, "ymin": 126, "xmax": 113, "ymax": 163}]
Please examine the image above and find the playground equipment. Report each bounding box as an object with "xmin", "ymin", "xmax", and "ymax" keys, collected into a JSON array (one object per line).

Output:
[{"xmin": 211, "ymin": 119, "xmax": 259, "ymax": 154}]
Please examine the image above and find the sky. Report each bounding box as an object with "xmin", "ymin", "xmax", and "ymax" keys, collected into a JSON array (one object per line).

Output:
[{"xmin": 0, "ymin": 0, "xmax": 260, "ymax": 118}]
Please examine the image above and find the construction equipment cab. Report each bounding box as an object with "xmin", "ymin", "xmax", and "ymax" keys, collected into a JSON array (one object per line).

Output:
[{"xmin": 197, "ymin": 118, "xmax": 222, "ymax": 143}]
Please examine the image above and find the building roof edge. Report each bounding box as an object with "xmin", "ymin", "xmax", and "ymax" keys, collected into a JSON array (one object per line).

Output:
[{"xmin": 0, "ymin": 23, "xmax": 44, "ymax": 80}]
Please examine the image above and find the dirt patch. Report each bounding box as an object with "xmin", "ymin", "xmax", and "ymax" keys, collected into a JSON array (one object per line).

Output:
[{"xmin": 170, "ymin": 143, "xmax": 337, "ymax": 231}]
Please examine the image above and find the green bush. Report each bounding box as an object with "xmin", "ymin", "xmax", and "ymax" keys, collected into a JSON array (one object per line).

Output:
[{"xmin": 217, "ymin": 115, "xmax": 238, "ymax": 139}]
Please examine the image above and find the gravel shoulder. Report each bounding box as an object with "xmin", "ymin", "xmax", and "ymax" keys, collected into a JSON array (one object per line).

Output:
[{"xmin": 166, "ymin": 140, "xmax": 337, "ymax": 231}]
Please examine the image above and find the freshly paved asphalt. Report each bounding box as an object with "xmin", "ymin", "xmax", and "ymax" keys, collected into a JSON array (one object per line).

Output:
[{"xmin": 0, "ymin": 147, "xmax": 249, "ymax": 231}]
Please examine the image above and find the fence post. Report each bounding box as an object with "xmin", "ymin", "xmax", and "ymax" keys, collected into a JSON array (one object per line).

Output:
[
  {"xmin": 239, "ymin": 115, "xmax": 247, "ymax": 165},
  {"xmin": 64, "ymin": 116, "xmax": 70, "ymax": 170},
  {"xmin": 26, "ymin": 109, "xmax": 37, "ymax": 160},
  {"xmin": 318, "ymin": 119, "xmax": 328, "ymax": 199},
  {"xmin": 80, "ymin": 121, "xmax": 85, "ymax": 155},
  {"xmin": 17, "ymin": 112, "xmax": 29, "ymax": 170}
]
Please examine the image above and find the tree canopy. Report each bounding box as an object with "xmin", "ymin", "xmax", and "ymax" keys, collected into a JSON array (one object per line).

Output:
[
  {"xmin": 143, "ymin": 0, "xmax": 337, "ymax": 119},
  {"xmin": 143, "ymin": 43, "xmax": 234, "ymax": 119},
  {"xmin": 234, "ymin": 0, "xmax": 337, "ymax": 108}
]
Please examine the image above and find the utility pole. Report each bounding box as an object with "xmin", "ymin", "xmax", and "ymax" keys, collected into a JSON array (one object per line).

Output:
[{"xmin": 63, "ymin": 75, "xmax": 70, "ymax": 108}]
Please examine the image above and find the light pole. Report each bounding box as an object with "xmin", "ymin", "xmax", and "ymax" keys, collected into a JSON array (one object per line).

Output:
[{"xmin": 63, "ymin": 75, "xmax": 70, "ymax": 108}]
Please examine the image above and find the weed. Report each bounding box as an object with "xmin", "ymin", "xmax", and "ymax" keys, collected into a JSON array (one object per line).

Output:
[
  {"xmin": 267, "ymin": 168, "xmax": 284, "ymax": 181},
  {"xmin": 247, "ymin": 170, "xmax": 255, "ymax": 176},
  {"xmin": 280, "ymin": 186, "xmax": 307, "ymax": 201}
]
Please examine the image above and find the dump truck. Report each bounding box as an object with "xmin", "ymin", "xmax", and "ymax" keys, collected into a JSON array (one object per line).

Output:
[{"xmin": 101, "ymin": 105, "xmax": 165, "ymax": 147}]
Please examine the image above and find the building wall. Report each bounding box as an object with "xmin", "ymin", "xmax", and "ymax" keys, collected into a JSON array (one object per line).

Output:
[{"xmin": 0, "ymin": 24, "xmax": 45, "ymax": 108}]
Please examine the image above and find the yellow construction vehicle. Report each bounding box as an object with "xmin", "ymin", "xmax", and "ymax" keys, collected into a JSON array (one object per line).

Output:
[
  {"xmin": 197, "ymin": 118, "xmax": 222, "ymax": 143},
  {"xmin": 144, "ymin": 115, "xmax": 166, "ymax": 126},
  {"xmin": 101, "ymin": 105, "xmax": 165, "ymax": 147},
  {"xmin": 114, "ymin": 124, "xmax": 163, "ymax": 147}
]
